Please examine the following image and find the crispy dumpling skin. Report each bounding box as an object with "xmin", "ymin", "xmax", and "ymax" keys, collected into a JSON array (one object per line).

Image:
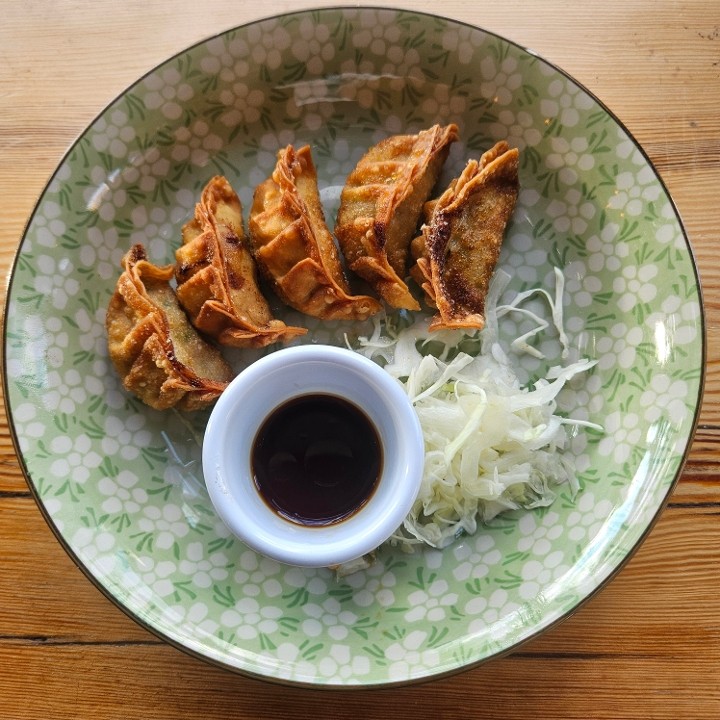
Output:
[
  {"xmin": 106, "ymin": 244, "xmax": 233, "ymax": 411},
  {"xmin": 335, "ymin": 124, "xmax": 459, "ymax": 310},
  {"xmin": 410, "ymin": 141, "xmax": 519, "ymax": 331},
  {"xmin": 248, "ymin": 145, "xmax": 382, "ymax": 321},
  {"xmin": 175, "ymin": 176, "xmax": 306, "ymax": 347}
]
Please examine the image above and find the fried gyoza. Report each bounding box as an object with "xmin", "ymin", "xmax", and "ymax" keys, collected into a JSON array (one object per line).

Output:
[
  {"xmin": 249, "ymin": 145, "xmax": 382, "ymax": 321},
  {"xmin": 334, "ymin": 124, "xmax": 459, "ymax": 310},
  {"xmin": 175, "ymin": 176, "xmax": 306, "ymax": 347},
  {"xmin": 410, "ymin": 141, "xmax": 519, "ymax": 331},
  {"xmin": 106, "ymin": 244, "xmax": 233, "ymax": 411}
]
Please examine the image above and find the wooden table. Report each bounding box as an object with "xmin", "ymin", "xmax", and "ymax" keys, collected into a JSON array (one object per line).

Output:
[{"xmin": 1, "ymin": 1, "xmax": 718, "ymax": 717}]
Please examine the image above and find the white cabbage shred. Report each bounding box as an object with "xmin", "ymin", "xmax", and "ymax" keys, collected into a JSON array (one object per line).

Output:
[{"xmin": 354, "ymin": 269, "xmax": 601, "ymax": 550}]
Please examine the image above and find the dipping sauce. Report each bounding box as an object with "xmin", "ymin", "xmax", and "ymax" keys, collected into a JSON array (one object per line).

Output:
[{"xmin": 251, "ymin": 393, "xmax": 382, "ymax": 526}]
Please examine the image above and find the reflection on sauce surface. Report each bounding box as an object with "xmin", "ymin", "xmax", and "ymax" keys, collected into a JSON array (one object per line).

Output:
[{"xmin": 251, "ymin": 394, "xmax": 382, "ymax": 526}]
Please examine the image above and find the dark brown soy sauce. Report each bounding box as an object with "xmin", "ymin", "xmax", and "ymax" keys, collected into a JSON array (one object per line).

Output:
[{"xmin": 251, "ymin": 394, "xmax": 382, "ymax": 526}]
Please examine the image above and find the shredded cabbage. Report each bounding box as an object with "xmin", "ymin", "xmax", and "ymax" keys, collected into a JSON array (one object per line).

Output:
[{"xmin": 354, "ymin": 269, "xmax": 601, "ymax": 550}]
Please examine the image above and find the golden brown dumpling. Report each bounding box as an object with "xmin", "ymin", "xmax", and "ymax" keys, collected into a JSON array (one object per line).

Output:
[
  {"xmin": 106, "ymin": 244, "xmax": 233, "ymax": 411},
  {"xmin": 334, "ymin": 124, "xmax": 459, "ymax": 310},
  {"xmin": 410, "ymin": 141, "xmax": 519, "ymax": 331},
  {"xmin": 175, "ymin": 176, "xmax": 306, "ymax": 347},
  {"xmin": 248, "ymin": 145, "xmax": 382, "ymax": 321}
]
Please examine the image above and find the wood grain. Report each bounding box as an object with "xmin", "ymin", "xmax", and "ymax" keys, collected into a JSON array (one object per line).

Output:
[{"xmin": 1, "ymin": 1, "xmax": 719, "ymax": 718}]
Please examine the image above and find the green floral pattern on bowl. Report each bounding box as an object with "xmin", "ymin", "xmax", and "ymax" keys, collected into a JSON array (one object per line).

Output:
[{"xmin": 3, "ymin": 8, "xmax": 703, "ymax": 686}]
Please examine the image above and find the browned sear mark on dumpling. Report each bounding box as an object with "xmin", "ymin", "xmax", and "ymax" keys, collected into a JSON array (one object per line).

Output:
[
  {"xmin": 106, "ymin": 244, "xmax": 233, "ymax": 411},
  {"xmin": 410, "ymin": 141, "xmax": 519, "ymax": 331},
  {"xmin": 248, "ymin": 145, "xmax": 382, "ymax": 321},
  {"xmin": 335, "ymin": 124, "xmax": 459, "ymax": 310},
  {"xmin": 175, "ymin": 176, "xmax": 306, "ymax": 347}
]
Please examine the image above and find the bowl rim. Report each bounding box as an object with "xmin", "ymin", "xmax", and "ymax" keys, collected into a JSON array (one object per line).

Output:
[{"xmin": 1, "ymin": 4, "xmax": 707, "ymax": 689}]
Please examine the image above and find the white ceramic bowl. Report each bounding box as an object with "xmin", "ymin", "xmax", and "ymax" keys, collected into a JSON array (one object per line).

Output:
[{"xmin": 202, "ymin": 344, "xmax": 425, "ymax": 567}]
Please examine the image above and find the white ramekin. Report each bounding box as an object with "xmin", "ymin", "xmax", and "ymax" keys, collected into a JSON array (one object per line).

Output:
[{"xmin": 202, "ymin": 344, "xmax": 424, "ymax": 568}]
